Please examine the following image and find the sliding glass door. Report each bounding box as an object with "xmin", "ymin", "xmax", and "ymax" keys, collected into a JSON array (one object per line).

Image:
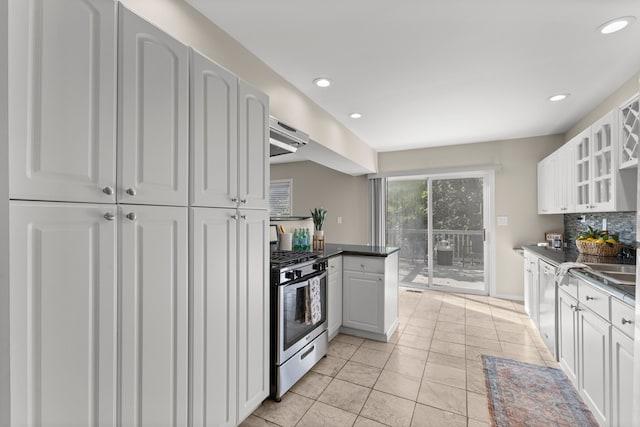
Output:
[{"xmin": 385, "ymin": 172, "xmax": 490, "ymax": 294}]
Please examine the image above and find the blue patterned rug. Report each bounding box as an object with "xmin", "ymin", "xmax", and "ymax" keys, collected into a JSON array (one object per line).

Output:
[{"xmin": 482, "ymin": 356, "xmax": 598, "ymax": 427}]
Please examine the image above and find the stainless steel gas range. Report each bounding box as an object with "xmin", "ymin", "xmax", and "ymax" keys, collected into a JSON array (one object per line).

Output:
[{"xmin": 270, "ymin": 250, "xmax": 328, "ymax": 401}]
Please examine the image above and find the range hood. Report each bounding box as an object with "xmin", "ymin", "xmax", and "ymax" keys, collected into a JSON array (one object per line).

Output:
[{"xmin": 269, "ymin": 116, "xmax": 309, "ymax": 157}]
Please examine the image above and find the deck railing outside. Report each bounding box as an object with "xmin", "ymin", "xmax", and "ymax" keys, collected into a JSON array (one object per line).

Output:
[{"xmin": 387, "ymin": 228, "xmax": 484, "ymax": 264}]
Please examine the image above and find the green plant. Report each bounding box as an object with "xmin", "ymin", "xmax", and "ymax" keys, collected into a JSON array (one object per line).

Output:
[{"xmin": 310, "ymin": 207, "xmax": 328, "ymax": 231}]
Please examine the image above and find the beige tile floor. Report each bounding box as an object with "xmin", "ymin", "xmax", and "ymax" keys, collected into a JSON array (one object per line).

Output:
[{"xmin": 243, "ymin": 288, "xmax": 557, "ymax": 427}]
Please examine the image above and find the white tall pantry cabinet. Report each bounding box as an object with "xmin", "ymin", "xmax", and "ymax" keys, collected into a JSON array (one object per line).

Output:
[{"xmin": 7, "ymin": 1, "xmax": 270, "ymax": 426}]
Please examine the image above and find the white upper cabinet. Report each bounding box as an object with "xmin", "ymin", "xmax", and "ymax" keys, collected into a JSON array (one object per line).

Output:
[
  {"xmin": 238, "ymin": 80, "xmax": 269, "ymax": 210},
  {"xmin": 119, "ymin": 7, "xmax": 189, "ymax": 207},
  {"xmin": 10, "ymin": 201, "xmax": 117, "ymax": 426},
  {"xmin": 190, "ymin": 50, "xmax": 238, "ymax": 208},
  {"xmin": 591, "ymin": 111, "xmax": 616, "ymax": 210},
  {"xmin": 9, "ymin": 0, "xmax": 117, "ymax": 204},
  {"xmin": 119, "ymin": 204, "xmax": 188, "ymax": 427},
  {"xmin": 575, "ymin": 127, "xmax": 593, "ymax": 212},
  {"xmin": 618, "ymin": 94, "xmax": 639, "ymax": 169}
]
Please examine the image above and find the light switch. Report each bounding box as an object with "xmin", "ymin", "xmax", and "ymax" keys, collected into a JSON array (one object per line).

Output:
[
  {"xmin": 337, "ymin": 216, "xmax": 342, "ymax": 224},
  {"xmin": 497, "ymin": 216, "xmax": 508, "ymax": 226}
]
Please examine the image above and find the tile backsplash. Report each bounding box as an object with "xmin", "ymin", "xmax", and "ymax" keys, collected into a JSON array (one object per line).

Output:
[{"xmin": 564, "ymin": 212, "xmax": 637, "ymax": 250}]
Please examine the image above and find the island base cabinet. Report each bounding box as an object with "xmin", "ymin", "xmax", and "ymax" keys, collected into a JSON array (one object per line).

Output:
[
  {"xmin": 611, "ymin": 328, "xmax": 634, "ymax": 427},
  {"xmin": 9, "ymin": 201, "xmax": 117, "ymax": 427},
  {"xmin": 578, "ymin": 307, "xmax": 610, "ymax": 427}
]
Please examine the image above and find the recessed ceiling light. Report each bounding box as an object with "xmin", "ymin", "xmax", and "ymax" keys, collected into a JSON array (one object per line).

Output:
[
  {"xmin": 349, "ymin": 112, "xmax": 362, "ymax": 119},
  {"xmin": 548, "ymin": 93, "xmax": 570, "ymax": 102},
  {"xmin": 598, "ymin": 16, "xmax": 636, "ymax": 34},
  {"xmin": 313, "ymin": 77, "xmax": 332, "ymax": 88}
]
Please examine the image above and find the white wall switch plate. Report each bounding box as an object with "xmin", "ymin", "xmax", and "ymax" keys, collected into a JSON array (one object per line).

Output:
[{"xmin": 497, "ymin": 215, "xmax": 508, "ymax": 226}]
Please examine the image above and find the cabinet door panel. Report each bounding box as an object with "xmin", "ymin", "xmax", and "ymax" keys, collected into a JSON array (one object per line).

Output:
[
  {"xmin": 238, "ymin": 81, "xmax": 269, "ymax": 210},
  {"xmin": 237, "ymin": 209, "xmax": 269, "ymax": 420},
  {"xmin": 120, "ymin": 205, "xmax": 188, "ymax": 427},
  {"xmin": 343, "ymin": 271, "xmax": 383, "ymax": 333},
  {"xmin": 190, "ymin": 50, "xmax": 238, "ymax": 208},
  {"xmin": 190, "ymin": 208, "xmax": 237, "ymax": 427},
  {"xmin": 119, "ymin": 7, "xmax": 188, "ymax": 206},
  {"xmin": 578, "ymin": 309, "xmax": 610, "ymax": 426},
  {"xmin": 611, "ymin": 328, "xmax": 634, "ymax": 427},
  {"xmin": 10, "ymin": 201, "xmax": 117, "ymax": 426},
  {"xmin": 9, "ymin": 0, "xmax": 117, "ymax": 203},
  {"xmin": 328, "ymin": 256, "xmax": 343, "ymax": 339},
  {"xmin": 557, "ymin": 290, "xmax": 578, "ymax": 387}
]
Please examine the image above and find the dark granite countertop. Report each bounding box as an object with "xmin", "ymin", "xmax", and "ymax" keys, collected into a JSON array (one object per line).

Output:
[
  {"xmin": 522, "ymin": 245, "xmax": 635, "ymax": 304},
  {"xmin": 320, "ymin": 243, "xmax": 400, "ymax": 258}
]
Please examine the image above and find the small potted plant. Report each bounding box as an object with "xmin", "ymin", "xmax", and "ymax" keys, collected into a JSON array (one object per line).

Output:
[{"xmin": 310, "ymin": 207, "xmax": 327, "ymax": 237}]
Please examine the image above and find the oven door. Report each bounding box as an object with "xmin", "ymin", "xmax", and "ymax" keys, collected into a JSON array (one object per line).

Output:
[{"xmin": 277, "ymin": 270, "xmax": 327, "ymax": 364}]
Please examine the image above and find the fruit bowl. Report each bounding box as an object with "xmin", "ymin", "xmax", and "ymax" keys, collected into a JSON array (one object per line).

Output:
[{"xmin": 576, "ymin": 239, "xmax": 622, "ymax": 257}]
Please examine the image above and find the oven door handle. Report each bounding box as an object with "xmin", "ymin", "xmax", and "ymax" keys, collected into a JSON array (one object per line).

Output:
[{"xmin": 280, "ymin": 271, "xmax": 327, "ymax": 291}]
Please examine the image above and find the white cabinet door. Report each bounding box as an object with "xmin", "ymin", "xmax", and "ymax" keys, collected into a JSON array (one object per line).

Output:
[
  {"xmin": 578, "ymin": 307, "xmax": 610, "ymax": 427},
  {"xmin": 10, "ymin": 201, "xmax": 117, "ymax": 426},
  {"xmin": 190, "ymin": 50, "xmax": 238, "ymax": 208},
  {"xmin": 537, "ymin": 159, "xmax": 551, "ymax": 214},
  {"xmin": 611, "ymin": 327, "xmax": 634, "ymax": 427},
  {"xmin": 120, "ymin": 205, "xmax": 188, "ymax": 427},
  {"xmin": 557, "ymin": 289, "xmax": 578, "ymax": 387},
  {"xmin": 328, "ymin": 256, "xmax": 343, "ymax": 339},
  {"xmin": 9, "ymin": 0, "xmax": 117, "ymax": 204},
  {"xmin": 591, "ymin": 111, "xmax": 616, "ymax": 211},
  {"xmin": 343, "ymin": 270, "xmax": 384, "ymax": 334},
  {"xmin": 190, "ymin": 207, "xmax": 238, "ymax": 427},
  {"xmin": 119, "ymin": 7, "xmax": 189, "ymax": 207},
  {"xmin": 237, "ymin": 209, "xmax": 269, "ymax": 421},
  {"xmin": 575, "ymin": 128, "xmax": 593, "ymax": 212},
  {"xmin": 238, "ymin": 80, "xmax": 269, "ymax": 210}
]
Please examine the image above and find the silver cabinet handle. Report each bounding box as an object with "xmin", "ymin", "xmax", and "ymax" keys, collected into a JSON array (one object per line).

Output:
[
  {"xmin": 240, "ymin": 199, "xmax": 247, "ymax": 204},
  {"xmin": 126, "ymin": 212, "xmax": 136, "ymax": 221},
  {"xmin": 231, "ymin": 215, "xmax": 238, "ymax": 220},
  {"xmin": 585, "ymin": 296, "xmax": 594, "ymax": 301},
  {"xmin": 102, "ymin": 186, "xmax": 114, "ymax": 195},
  {"xmin": 104, "ymin": 213, "xmax": 115, "ymax": 221},
  {"xmin": 231, "ymin": 197, "xmax": 238, "ymax": 203},
  {"xmin": 241, "ymin": 214, "xmax": 247, "ymax": 220},
  {"xmin": 622, "ymin": 318, "xmax": 633, "ymax": 325},
  {"xmin": 126, "ymin": 188, "xmax": 136, "ymax": 196}
]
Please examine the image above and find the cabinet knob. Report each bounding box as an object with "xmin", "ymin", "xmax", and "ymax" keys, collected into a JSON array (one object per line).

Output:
[
  {"xmin": 126, "ymin": 188, "xmax": 136, "ymax": 196},
  {"xmin": 126, "ymin": 212, "xmax": 136, "ymax": 221},
  {"xmin": 570, "ymin": 304, "xmax": 581, "ymax": 312},
  {"xmin": 585, "ymin": 296, "xmax": 594, "ymax": 301},
  {"xmin": 231, "ymin": 215, "xmax": 238, "ymax": 220},
  {"xmin": 102, "ymin": 186, "xmax": 114, "ymax": 195},
  {"xmin": 622, "ymin": 318, "xmax": 633, "ymax": 325},
  {"xmin": 241, "ymin": 215, "xmax": 247, "ymax": 220},
  {"xmin": 231, "ymin": 197, "xmax": 238, "ymax": 203},
  {"xmin": 240, "ymin": 199, "xmax": 247, "ymax": 204},
  {"xmin": 104, "ymin": 212, "xmax": 115, "ymax": 221}
]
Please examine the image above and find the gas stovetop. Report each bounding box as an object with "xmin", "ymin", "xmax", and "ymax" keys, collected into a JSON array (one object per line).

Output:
[{"xmin": 270, "ymin": 250, "xmax": 320, "ymax": 268}]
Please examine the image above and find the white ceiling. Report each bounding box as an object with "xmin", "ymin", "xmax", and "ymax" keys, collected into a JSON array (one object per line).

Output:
[{"xmin": 185, "ymin": 0, "xmax": 640, "ymax": 152}]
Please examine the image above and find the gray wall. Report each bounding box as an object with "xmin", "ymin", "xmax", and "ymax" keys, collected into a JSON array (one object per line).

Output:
[{"xmin": 271, "ymin": 161, "xmax": 369, "ymax": 245}]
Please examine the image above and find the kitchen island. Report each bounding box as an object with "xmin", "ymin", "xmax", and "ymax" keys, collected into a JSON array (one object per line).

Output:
[{"xmin": 319, "ymin": 243, "xmax": 400, "ymax": 342}]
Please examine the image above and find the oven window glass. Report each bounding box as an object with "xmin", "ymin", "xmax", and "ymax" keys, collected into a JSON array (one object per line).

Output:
[{"xmin": 282, "ymin": 274, "xmax": 327, "ymax": 352}]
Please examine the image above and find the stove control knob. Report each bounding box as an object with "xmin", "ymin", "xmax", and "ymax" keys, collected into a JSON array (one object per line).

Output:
[
  {"xmin": 295, "ymin": 270, "xmax": 303, "ymax": 278},
  {"xmin": 285, "ymin": 271, "xmax": 295, "ymax": 280}
]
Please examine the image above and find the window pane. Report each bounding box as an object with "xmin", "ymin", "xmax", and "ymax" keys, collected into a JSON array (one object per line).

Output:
[{"xmin": 270, "ymin": 179, "xmax": 292, "ymax": 216}]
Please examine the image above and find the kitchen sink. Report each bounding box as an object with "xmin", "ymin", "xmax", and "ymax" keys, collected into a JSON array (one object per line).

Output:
[
  {"xmin": 583, "ymin": 263, "xmax": 636, "ymax": 286},
  {"xmin": 584, "ymin": 263, "xmax": 636, "ymax": 274}
]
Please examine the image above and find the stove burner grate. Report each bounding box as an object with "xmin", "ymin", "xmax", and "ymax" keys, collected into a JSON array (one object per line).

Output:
[{"xmin": 270, "ymin": 250, "xmax": 319, "ymax": 267}]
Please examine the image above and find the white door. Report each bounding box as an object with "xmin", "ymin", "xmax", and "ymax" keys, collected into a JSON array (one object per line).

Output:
[
  {"xmin": 119, "ymin": 205, "xmax": 188, "ymax": 427},
  {"xmin": 611, "ymin": 327, "xmax": 634, "ymax": 427},
  {"xmin": 557, "ymin": 290, "xmax": 578, "ymax": 387},
  {"xmin": 342, "ymin": 271, "xmax": 383, "ymax": 333},
  {"xmin": 119, "ymin": 7, "xmax": 189, "ymax": 206},
  {"xmin": 9, "ymin": 0, "xmax": 117, "ymax": 204},
  {"xmin": 10, "ymin": 201, "xmax": 117, "ymax": 427},
  {"xmin": 238, "ymin": 80, "xmax": 269, "ymax": 210},
  {"xmin": 190, "ymin": 49, "xmax": 238, "ymax": 208},
  {"xmin": 236, "ymin": 209, "xmax": 269, "ymax": 421},
  {"xmin": 578, "ymin": 308, "xmax": 611, "ymax": 426},
  {"xmin": 190, "ymin": 207, "xmax": 238, "ymax": 427}
]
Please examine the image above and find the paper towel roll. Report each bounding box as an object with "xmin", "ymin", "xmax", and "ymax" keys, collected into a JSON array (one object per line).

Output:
[{"xmin": 280, "ymin": 233, "xmax": 292, "ymax": 251}]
